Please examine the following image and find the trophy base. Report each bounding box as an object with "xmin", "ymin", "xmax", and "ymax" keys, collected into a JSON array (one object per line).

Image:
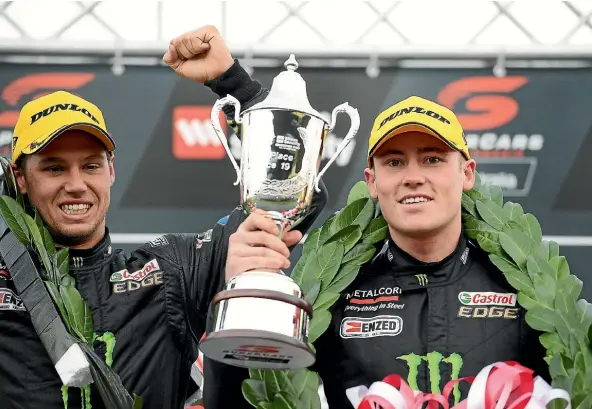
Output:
[{"xmin": 199, "ymin": 329, "xmax": 316, "ymax": 370}]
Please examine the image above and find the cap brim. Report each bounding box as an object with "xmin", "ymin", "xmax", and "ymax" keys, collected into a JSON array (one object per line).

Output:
[
  {"xmin": 369, "ymin": 122, "xmax": 461, "ymax": 161},
  {"xmin": 24, "ymin": 122, "xmax": 116, "ymax": 156}
]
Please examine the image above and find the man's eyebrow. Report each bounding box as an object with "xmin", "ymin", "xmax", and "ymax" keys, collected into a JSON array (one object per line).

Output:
[
  {"xmin": 36, "ymin": 154, "xmax": 106, "ymax": 165},
  {"xmin": 378, "ymin": 147, "xmax": 449, "ymax": 156}
]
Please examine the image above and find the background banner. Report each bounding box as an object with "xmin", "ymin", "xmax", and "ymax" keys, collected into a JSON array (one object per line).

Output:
[{"xmin": 1, "ymin": 63, "xmax": 591, "ymax": 300}]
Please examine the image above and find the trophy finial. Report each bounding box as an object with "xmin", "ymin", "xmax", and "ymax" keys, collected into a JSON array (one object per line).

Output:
[
  {"xmin": 284, "ymin": 54, "xmax": 299, "ymax": 71},
  {"xmin": 243, "ymin": 53, "xmax": 324, "ymax": 121}
]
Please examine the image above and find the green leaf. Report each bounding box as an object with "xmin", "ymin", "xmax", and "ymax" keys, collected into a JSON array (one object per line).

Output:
[
  {"xmin": 549, "ymin": 256, "xmax": 571, "ymax": 281},
  {"xmin": 311, "ymin": 242, "xmax": 344, "ymax": 284},
  {"xmin": 309, "ymin": 309, "xmax": 331, "ymax": 343},
  {"xmin": 347, "ymin": 181, "xmax": 371, "ymax": 205},
  {"xmin": 558, "ymin": 274, "xmax": 583, "ymax": 305},
  {"xmin": 324, "ymin": 261, "xmax": 363, "ymax": 295},
  {"xmin": 60, "ymin": 285, "xmax": 94, "ymax": 343},
  {"xmin": 461, "ymin": 194, "xmax": 477, "ymax": 218},
  {"xmin": 330, "ymin": 198, "xmax": 375, "ymax": 236},
  {"xmin": 575, "ymin": 394, "xmax": 592, "ymax": 409},
  {"xmin": 517, "ymin": 292, "xmax": 548, "ymax": 311},
  {"xmin": 34, "ymin": 209, "xmax": 56, "ymax": 257},
  {"xmin": 301, "ymin": 280, "xmax": 321, "ymax": 307},
  {"xmin": 318, "ymin": 220, "xmax": 334, "ymax": 247},
  {"xmin": 0, "ymin": 195, "xmax": 30, "ymax": 244},
  {"xmin": 576, "ymin": 300, "xmax": 592, "ymax": 336},
  {"xmin": 242, "ymin": 379, "xmax": 268, "ymax": 408},
  {"xmin": 257, "ymin": 403, "xmax": 274, "ymax": 409},
  {"xmin": 503, "ymin": 220, "xmax": 526, "ymax": 234},
  {"xmin": 55, "ymin": 248, "xmax": 70, "ymax": 279},
  {"xmin": 361, "ymin": 217, "xmax": 388, "ymax": 245},
  {"xmin": 502, "ymin": 201, "xmax": 524, "ymax": 220},
  {"xmin": 343, "ymin": 243, "xmax": 376, "ymax": 265},
  {"xmin": 539, "ymin": 333, "xmax": 565, "ymax": 355},
  {"xmin": 263, "ymin": 371, "xmax": 282, "ymax": 401},
  {"xmin": 498, "ymin": 230, "xmax": 536, "ymax": 270},
  {"xmin": 45, "ymin": 281, "xmax": 71, "ymax": 333},
  {"xmin": 21, "ymin": 213, "xmax": 55, "ymax": 281},
  {"xmin": 519, "ymin": 213, "xmax": 543, "ymax": 243},
  {"xmin": 549, "ymin": 353, "xmax": 569, "ymax": 380},
  {"xmin": 325, "ymin": 225, "xmax": 361, "ymax": 254},
  {"xmin": 291, "ymin": 229, "xmax": 320, "ymax": 285},
  {"xmin": 525, "ymin": 307, "xmax": 556, "ymax": 333},
  {"xmin": 489, "ymin": 254, "xmax": 535, "ymax": 299},
  {"xmin": 475, "ymin": 200, "xmax": 506, "ymax": 230},
  {"xmin": 288, "ymin": 369, "xmax": 314, "ymax": 398},
  {"xmin": 312, "ymin": 292, "xmax": 340, "ymax": 312},
  {"xmin": 272, "ymin": 393, "xmax": 297, "ymax": 409},
  {"xmin": 548, "ymin": 240, "xmax": 560, "ymax": 259},
  {"xmin": 465, "ymin": 222, "xmax": 503, "ymax": 254},
  {"xmin": 489, "ymin": 184, "xmax": 504, "ymax": 208},
  {"xmin": 274, "ymin": 370, "xmax": 298, "ymax": 400}
]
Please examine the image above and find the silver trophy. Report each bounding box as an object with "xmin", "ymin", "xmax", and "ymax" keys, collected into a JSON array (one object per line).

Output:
[{"xmin": 198, "ymin": 54, "xmax": 360, "ymax": 370}]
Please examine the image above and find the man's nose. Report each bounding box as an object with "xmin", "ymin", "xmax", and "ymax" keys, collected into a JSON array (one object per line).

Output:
[
  {"xmin": 402, "ymin": 161, "xmax": 426, "ymax": 187},
  {"xmin": 64, "ymin": 169, "xmax": 88, "ymax": 193}
]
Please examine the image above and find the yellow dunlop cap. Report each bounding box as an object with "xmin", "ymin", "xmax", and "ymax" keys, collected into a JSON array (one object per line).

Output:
[
  {"xmin": 12, "ymin": 90, "xmax": 115, "ymax": 163},
  {"xmin": 368, "ymin": 95, "xmax": 470, "ymax": 166}
]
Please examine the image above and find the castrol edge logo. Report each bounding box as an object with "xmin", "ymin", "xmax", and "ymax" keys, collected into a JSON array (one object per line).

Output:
[
  {"xmin": 110, "ymin": 259, "xmax": 160, "ymax": 283},
  {"xmin": 458, "ymin": 291, "xmax": 516, "ymax": 307}
]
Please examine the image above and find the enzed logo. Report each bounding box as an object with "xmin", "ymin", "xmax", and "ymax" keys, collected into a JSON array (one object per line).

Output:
[
  {"xmin": 415, "ymin": 274, "xmax": 428, "ymax": 286},
  {"xmin": 398, "ymin": 351, "xmax": 464, "ymax": 404},
  {"xmin": 340, "ymin": 315, "xmax": 403, "ymax": 339}
]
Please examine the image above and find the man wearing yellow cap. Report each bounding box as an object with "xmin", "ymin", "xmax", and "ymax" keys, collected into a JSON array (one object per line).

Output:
[
  {"xmin": 195, "ymin": 36, "xmax": 549, "ymax": 409},
  {"xmin": 0, "ymin": 25, "xmax": 328, "ymax": 409}
]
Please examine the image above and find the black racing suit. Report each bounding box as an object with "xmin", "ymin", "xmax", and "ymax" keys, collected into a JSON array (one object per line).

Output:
[
  {"xmin": 201, "ymin": 64, "xmax": 549, "ymax": 409},
  {"xmin": 0, "ymin": 60, "xmax": 328, "ymax": 409},
  {"xmin": 205, "ymin": 232, "xmax": 549, "ymax": 409}
]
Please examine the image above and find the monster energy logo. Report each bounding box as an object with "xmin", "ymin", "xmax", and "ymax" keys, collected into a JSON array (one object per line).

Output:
[
  {"xmin": 415, "ymin": 274, "xmax": 428, "ymax": 286},
  {"xmin": 398, "ymin": 351, "xmax": 463, "ymax": 404}
]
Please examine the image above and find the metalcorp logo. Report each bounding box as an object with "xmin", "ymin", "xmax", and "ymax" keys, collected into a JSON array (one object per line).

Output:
[{"xmin": 458, "ymin": 292, "xmax": 517, "ymax": 307}]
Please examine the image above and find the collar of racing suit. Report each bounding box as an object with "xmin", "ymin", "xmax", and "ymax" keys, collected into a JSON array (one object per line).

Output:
[
  {"xmin": 67, "ymin": 227, "xmax": 114, "ymax": 270},
  {"xmin": 370, "ymin": 230, "xmax": 477, "ymax": 291}
]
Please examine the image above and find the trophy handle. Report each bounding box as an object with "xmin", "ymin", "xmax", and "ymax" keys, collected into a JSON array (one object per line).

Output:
[
  {"xmin": 211, "ymin": 94, "xmax": 242, "ymax": 186},
  {"xmin": 314, "ymin": 102, "xmax": 360, "ymax": 192}
]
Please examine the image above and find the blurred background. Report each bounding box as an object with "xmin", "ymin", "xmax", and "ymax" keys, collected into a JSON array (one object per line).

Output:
[
  {"xmin": 1, "ymin": 0, "xmax": 592, "ymax": 407},
  {"xmin": 1, "ymin": 0, "xmax": 591, "ymax": 302}
]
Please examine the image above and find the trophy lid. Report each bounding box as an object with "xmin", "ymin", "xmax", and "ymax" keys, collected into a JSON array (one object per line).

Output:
[{"xmin": 243, "ymin": 54, "xmax": 325, "ymax": 121}]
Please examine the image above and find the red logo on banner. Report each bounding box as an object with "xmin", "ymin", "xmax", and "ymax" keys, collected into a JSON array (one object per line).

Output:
[
  {"xmin": 172, "ymin": 106, "xmax": 226, "ymax": 160},
  {"xmin": 437, "ymin": 76, "xmax": 528, "ymax": 131},
  {"xmin": 0, "ymin": 73, "xmax": 96, "ymax": 127}
]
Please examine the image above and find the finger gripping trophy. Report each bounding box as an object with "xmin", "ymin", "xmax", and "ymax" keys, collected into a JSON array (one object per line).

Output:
[{"xmin": 199, "ymin": 54, "xmax": 360, "ymax": 370}]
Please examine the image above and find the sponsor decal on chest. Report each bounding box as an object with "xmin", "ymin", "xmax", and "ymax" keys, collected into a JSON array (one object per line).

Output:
[
  {"xmin": 457, "ymin": 291, "xmax": 519, "ymax": 319},
  {"xmin": 344, "ymin": 286, "xmax": 405, "ymax": 312},
  {"xmin": 110, "ymin": 259, "xmax": 163, "ymax": 294},
  {"xmin": 0, "ymin": 288, "xmax": 26, "ymax": 311},
  {"xmin": 340, "ymin": 315, "xmax": 403, "ymax": 339},
  {"xmin": 196, "ymin": 229, "xmax": 213, "ymax": 249}
]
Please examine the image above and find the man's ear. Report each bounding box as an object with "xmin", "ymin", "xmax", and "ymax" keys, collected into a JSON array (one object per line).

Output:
[
  {"xmin": 108, "ymin": 153, "xmax": 115, "ymax": 186},
  {"xmin": 364, "ymin": 167, "xmax": 378, "ymax": 200},
  {"xmin": 12, "ymin": 163, "xmax": 27, "ymax": 195},
  {"xmin": 462, "ymin": 158, "xmax": 477, "ymax": 192}
]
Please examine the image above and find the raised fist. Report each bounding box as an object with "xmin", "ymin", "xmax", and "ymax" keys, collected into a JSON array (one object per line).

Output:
[{"xmin": 163, "ymin": 25, "xmax": 235, "ymax": 83}]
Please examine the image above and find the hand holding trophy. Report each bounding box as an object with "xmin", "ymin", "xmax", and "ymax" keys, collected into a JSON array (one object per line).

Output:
[{"xmin": 198, "ymin": 55, "xmax": 360, "ymax": 370}]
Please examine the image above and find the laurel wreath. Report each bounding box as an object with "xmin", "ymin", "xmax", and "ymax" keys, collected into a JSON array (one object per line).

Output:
[
  {"xmin": 0, "ymin": 157, "xmax": 143, "ymax": 409},
  {"xmin": 241, "ymin": 171, "xmax": 592, "ymax": 409}
]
